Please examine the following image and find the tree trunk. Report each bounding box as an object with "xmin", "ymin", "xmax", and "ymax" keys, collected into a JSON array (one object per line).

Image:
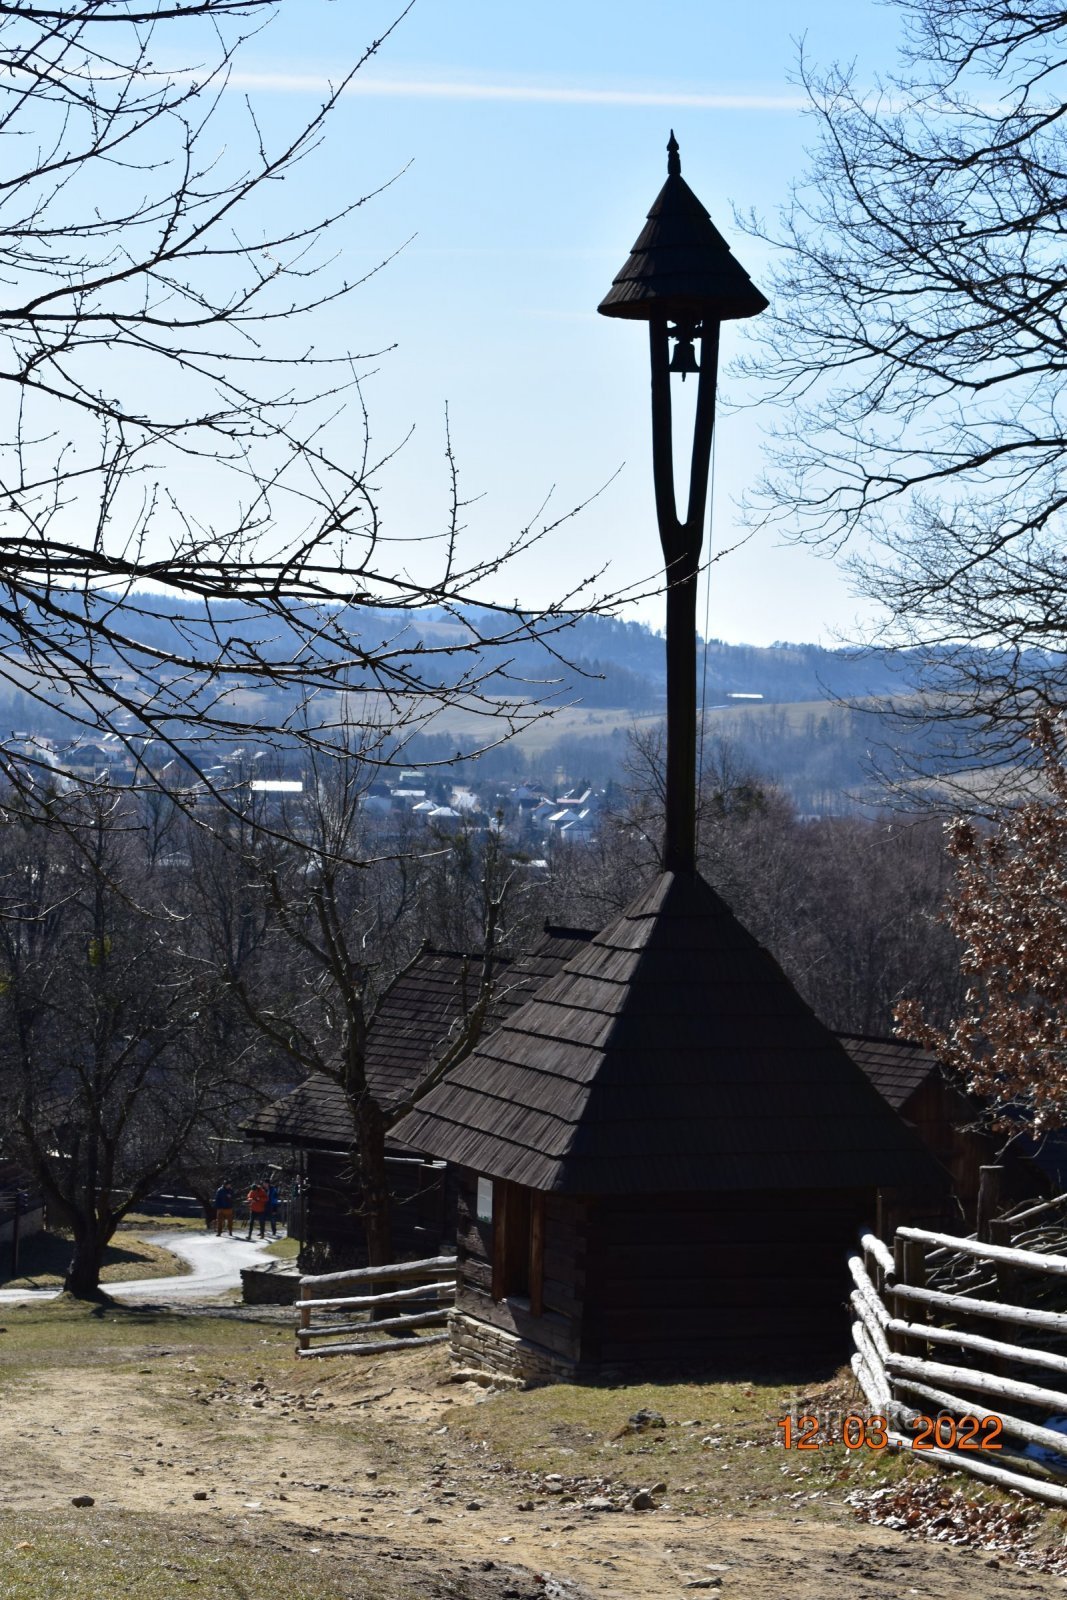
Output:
[
  {"xmin": 63, "ymin": 1227, "xmax": 110, "ymax": 1301},
  {"xmin": 355, "ymin": 1095, "xmax": 393, "ymax": 1272}
]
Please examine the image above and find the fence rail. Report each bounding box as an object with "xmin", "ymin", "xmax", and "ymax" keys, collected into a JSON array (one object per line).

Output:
[
  {"xmin": 850, "ymin": 1215, "xmax": 1067, "ymax": 1506},
  {"xmin": 296, "ymin": 1253, "xmax": 457, "ymax": 1358}
]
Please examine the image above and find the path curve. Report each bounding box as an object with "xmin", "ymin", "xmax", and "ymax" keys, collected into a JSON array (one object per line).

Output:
[{"xmin": 0, "ymin": 1229, "xmax": 283, "ymax": 1305}]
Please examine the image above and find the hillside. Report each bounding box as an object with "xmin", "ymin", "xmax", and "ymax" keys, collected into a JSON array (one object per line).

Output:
[{"xmin": 0, "ymin": 596, "xmax": 1031, "ymax": 811}]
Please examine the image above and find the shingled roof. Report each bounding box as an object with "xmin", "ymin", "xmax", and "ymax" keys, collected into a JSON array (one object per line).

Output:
[
  {"xmin": 392, "ymin": 870, "xmax": 944, "ymax": 1195},
  {"xmin": 243, "ymin": 927, "xmax": 593, "ymax": 1150},
  {"xmin": 597, "ymin": 133, "xmax": 768, "ymax": 325},
  {"xmin": 838, "ymin": 1034, "xmax": 939, "ymax": 1113}
]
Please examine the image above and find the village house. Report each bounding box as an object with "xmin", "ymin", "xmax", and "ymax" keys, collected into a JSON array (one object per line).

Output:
[
  {"xmin": 244, "ymin": 926, "xmax": 594, "ymax": 1271},
  {"xmin": 392, "ymin": 870, "xmax": 946, "ymax": 1380}
]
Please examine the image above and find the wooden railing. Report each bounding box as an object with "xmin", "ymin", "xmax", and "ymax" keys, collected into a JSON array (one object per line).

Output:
[
  {"xmin": 851, "ymin": 1223, "xmax": 1067, "ymax": 1505},
  {"xmin": 296, "ymin": 1253, "xmax": 457, "ymax": 1358}
]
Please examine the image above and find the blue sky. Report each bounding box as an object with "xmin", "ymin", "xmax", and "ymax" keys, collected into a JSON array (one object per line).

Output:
[{"xmin": 194, "ymin": 0, "xmax": 909, "ymax": 647}]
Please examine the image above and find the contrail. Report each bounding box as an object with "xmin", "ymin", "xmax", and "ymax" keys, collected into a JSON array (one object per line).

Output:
[{"xmin": 224, "ymin": 72, "xmax": 809, "ymax": 111}]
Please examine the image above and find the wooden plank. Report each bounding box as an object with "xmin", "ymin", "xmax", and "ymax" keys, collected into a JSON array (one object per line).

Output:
[
  {"xmin": 541, "ymin": 1277, "xmax": 582, "ymax": 1318},
  {"xmin": 887, "ymin": 1370, "xmax": 1067, "ymax": 1462},
  {"xmin": 887, "ymin": 1350, "xmax": 1067, "ymax": 1417},
  {"xmin": 460, "ymin": 1259, "xmax": 493, "ymax": 1293},
  {"xmin": 852, "ymin": 1321, "xmax": 891, "ymax": 1413},
  {"xmin": 893, "ymin": 1281, "xmax": 1067, "ymax": 1335},
  {"xmin": 454, "ymin": 1292, "xmax": 580, "ymax": 1358},
  {"xmin": 861, "ymin": 1232, "xmax": 896, "ymax": 1279},
  {"xmin": 886, "ymin": 1318, "xmax": 1067, "ymax": 1378},
  {"xmin": 299, "ymin": 1255, "xmax": 456, "ymax": 1291},
  {"xmin": 294, "ymin": 1282, "xmax": 455, "ymax": 1314},
  {"xmin": 298, "ymin": 1333, "xmax": 450, "ymax": 1359},
  {"xmin": 850, "ymin": 1290, "xmax": 890, "ymax": 1363},
  {"xmin": 851, "ymin": 1351, "xmax": 883, "ymax": 1417},
  {"xmin": 848, "ymin": 1256, "xmax": 891, "ymax": 1328},
  {"xmin": 300, "ymin": 1308, "xmax": 449, "ymax": 1342},
  {"xmin": 888, "ymin": 1433, "xmax": 1067, "ymax": 1506},
  {"xmin": 896, "ymin": 1227, "xmax": 1067, "ymax": 1279}
]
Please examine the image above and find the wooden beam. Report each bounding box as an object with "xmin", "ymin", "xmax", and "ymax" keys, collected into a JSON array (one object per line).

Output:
[
  {"xmin": 293, "ymin": 1281, "xmax": 455, "ymax": 1314},
  {"xmin": 893, "ymin": 1280, "xmax": 1067, "ymax": 1335},
  {"xmin": 895, "ymin": 1227, "xmax": 1067, "ymax": 1278},
  {"xmin": 530, "ymin": 1192, "xmax": 545, "ymax": 1318},
  {"xmin": 298, "ymin": 1308, "xmax": 449, "ymax": 1344},
  {"xmin": 298, "ymin": 1254, "xmax": 457, "ymax": 1291},
  {"xmin": 298, "ymin": 1333, "xmax": 450, "ymax": 1359}
]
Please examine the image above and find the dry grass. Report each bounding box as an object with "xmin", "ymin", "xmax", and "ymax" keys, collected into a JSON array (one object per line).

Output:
[{"xmin": 0, "ymin": 1509, "xmax": 418, "ymax": 1600}]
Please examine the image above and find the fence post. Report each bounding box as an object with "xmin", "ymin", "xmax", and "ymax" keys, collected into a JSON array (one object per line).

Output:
[
  {"xmin": 10, "ymin": 1191, "xmax": 23, "ymax": 1280},
  {"xmin": 976, "ymin": 1165, "xmax": 1003, "ymax": 1244},
  {"xmin": 903, "ymin": 1235, "xmax": 927, "ymax": 1358},
  {"xmin": 297, "ymin": 1279, "xmax": 312, "ymax": 1355},
  {"xmin": 892, "ymin": 1233, "xmax": 909, "ymax": 1357}
]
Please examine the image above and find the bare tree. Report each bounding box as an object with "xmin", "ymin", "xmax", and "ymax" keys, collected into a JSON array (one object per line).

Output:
[
  {"xmin": 0, "ymin": 780, "xmax": 263, "ymax": 1296},
  {"xmin": 745, "ymin": 1, "xmax": 1067, "ymax": 784},
  {"xmin": 0, "ymin": 2, "xmax": 632, "ymax": 800},
  {"xmin": 194, "ymin": 753, "xmax": 516, "ymax": 1267},
  {"xmin": 546, "ymin": 724, "xmax": 962, "ymax": 1038}
]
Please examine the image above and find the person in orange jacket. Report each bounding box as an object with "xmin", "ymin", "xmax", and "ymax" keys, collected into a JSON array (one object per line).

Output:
[{"xmin": 246, "ymin": 1179, "xmax": 269, "ymax": 1239}]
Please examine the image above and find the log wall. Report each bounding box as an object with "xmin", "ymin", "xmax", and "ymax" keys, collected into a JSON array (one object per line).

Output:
[
  {"xmin": 581, "ymin": 1187, "xmax": 874, "ymax": 1373},
  {"xmin": 301, "ymin": 1148, "xmax": 455, "ymax": 1273},
  {"xmin": 453, "ymin": 1169, "xmax": 586, "ymax": 1374}
]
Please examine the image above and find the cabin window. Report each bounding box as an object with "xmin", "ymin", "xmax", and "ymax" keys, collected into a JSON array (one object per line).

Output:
[
  {"xmin": 490, "ymin": 1180, "xmax": 544, "ymax": 1314},
  {"xmin": 476, "ymin": 1177, "xmax": 494, "ymax": 1223}
]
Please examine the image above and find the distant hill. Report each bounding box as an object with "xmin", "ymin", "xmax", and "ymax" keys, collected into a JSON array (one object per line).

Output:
[{"xmin": 0, "ymin": 593, "xmax": 1039, "ymax": 812}]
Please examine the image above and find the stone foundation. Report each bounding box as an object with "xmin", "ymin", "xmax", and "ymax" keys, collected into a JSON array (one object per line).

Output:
[
  {"xmin": 240, "ymin": 1262, "xmax": 300, "ymax": 1305},
  {"xmin": 449, "ymin": 1311, "xmax": 579, "ymax": 1385}
]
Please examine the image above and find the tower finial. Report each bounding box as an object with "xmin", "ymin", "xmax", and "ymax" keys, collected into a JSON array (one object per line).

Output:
[{"xmin": 667, "ymin": 130, "xmax": 680, "ymax": 177}]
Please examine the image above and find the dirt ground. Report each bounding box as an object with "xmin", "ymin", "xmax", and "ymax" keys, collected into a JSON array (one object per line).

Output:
[{"xmin": 4, "ymin": 1309, "xmax": 1067, "ymax": 1599}]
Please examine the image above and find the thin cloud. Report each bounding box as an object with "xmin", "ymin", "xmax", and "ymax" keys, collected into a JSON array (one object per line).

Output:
[{"xmin": 225, "ymin": 72, "xmax": 808, "ymax": 111}]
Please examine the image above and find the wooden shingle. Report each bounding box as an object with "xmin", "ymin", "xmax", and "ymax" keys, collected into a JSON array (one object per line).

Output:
[
  {"xmin": 243, "ymin": 926, "xmax": 593, "ymax": 1149},
  {"xmin": 393, "ymin": 870, "xmax": 943, "ymax": 1195},
  {"xmin": 598, "ymin": 134, "xmax": 768, "ymax": 325}
]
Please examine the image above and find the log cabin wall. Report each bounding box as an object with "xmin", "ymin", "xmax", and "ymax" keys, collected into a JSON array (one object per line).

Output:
[
  {"xmin": 451, "ymin": 1169, "xmax": 587, "ymax": 1381},
  {"xmin": 901, "ymin": 1077, "xmax": 1052, "ymax": 1226},
  {"xmin": 580, "ymin": 1187, "xmax": 875, "ymax": 1374},
  {"xmin": 300, "ymin": 1148, "xmax": 454, "ymax": 1273}
]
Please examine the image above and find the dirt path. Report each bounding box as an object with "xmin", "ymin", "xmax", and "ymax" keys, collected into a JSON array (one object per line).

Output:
[{"xmin": 4, "ymin": 1334, "xmax": 1066, "ymax": 1600}]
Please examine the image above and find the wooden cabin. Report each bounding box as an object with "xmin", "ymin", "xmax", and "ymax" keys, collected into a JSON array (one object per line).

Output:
[
  {"xmin": 244, "ymin": 927, "xmax": 593, "ymax": 1272},
  {"xmin": 393, "ymin": 870, "xmax": 947, "ymax": 1381},
  {"xmin": 842, "ymin": 1034, "xmax": 1064, "ymax": 1227}
]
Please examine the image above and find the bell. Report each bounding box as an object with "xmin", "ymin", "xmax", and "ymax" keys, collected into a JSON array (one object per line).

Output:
[{"xmin": 669, "ymin": 335, "xmax": 699, "ymax": 379}]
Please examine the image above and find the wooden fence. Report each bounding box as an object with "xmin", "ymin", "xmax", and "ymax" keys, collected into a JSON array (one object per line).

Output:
[
  {"xmin": 296, "ymin": 1253, "xmax": 457, "ymax": 1358},
  {"xmin": 850, "ymin": 1207, "xmax": 1067, "ymax": 1505}
]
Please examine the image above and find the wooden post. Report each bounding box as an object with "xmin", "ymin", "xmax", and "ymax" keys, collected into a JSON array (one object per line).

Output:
[
  {"xmin": 10, "ymin": 1192, "xmax": 22, "ymax": 1280},
  {"xmin": 989, "ymin": 1215, "xmax": 1016, "ymax": 1301},
  {"xmin": 298, "ymin": 1280, "xmax": 312, "ymax": 1354},
  {"xmin": 976, "ymin": 1165, "xmax": 1003, "ymax": 1243},
  {"xmin": 876, "ymin": 1189, "xmax": 888, "ymax": 1245},
  {"xmin": 903, "ymin": 1236, "xmax": 927, "ymax": 1358},
  {"xmin": 529, "ymin": 1193, "xmax": 545, "ymax": 1318},
  {"xmin": 648, "ymin": 318, "xmax": 720, "ymax": 876}
]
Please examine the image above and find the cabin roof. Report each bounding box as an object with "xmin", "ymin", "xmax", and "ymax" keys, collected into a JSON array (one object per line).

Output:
[
  {"xmin": 243, "ymin": 925, "xmax": 594, "ymax": 1149},
  {"xmin": 836, "ymin": 1033, "xmax": 939, "ymax": 1112},
  {"xmin": 597, "ymin": 135, "xmax": 768, "ymax": 325},
  {"xmin": 392, "ymin": 870, "xmax": 944, "ymax": 1195}
]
